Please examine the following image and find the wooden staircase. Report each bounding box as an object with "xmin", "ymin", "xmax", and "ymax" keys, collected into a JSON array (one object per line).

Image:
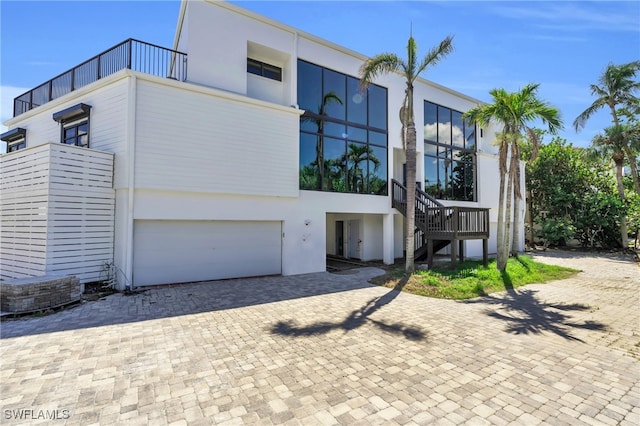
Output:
[{"xmin": 391, "ymin": 179, "xmax": 490, "ymax": 267}]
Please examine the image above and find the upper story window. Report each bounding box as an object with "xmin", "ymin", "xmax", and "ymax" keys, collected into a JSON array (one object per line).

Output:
[
  {"xmin": 53, "ymin": 103, "xmax": 91, "ymax": 148},
  {"xmin": 1, "ymin": 128, "xmax": 27, "ymax": 153},
  {"xmin": 247, "ymin": 58, "xmax": 282, "ymax": 81},
  {"xmin": 424, "ymin": 101, "xmax": 476, "ymax": 201},
  {"xmin": 298, "ymin": 59, "xmax": 388, "ymax": 195}
]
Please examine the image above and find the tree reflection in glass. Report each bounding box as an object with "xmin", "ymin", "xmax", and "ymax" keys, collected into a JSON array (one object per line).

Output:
[{"xmin": 299, "ymin": 92, "xmax": 343, "ymax": 190}]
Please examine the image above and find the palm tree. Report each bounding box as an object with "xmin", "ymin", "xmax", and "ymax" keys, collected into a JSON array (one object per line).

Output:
[
  {"xmin": 590, "ymin": 125, "xmax": 630, "ymax": 247},
  {"xmin": 359, "ymin": 35, "xmax": 454, "ymax": 273},
  {"xmin": 464, "ymin": 84, "xmax": 562, "ymax": 271},
  {"xmin": 574, "ymin": 61, "xmax": 640, "ymax": 196}
]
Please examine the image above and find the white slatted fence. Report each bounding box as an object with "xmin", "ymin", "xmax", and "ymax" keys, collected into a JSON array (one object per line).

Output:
[{"xmin": 1, "ymin": 143, "xmax": 114, "ymax": 283}]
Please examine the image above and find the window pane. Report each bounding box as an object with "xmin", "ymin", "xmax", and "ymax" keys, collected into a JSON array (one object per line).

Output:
[
  {"xmin": 438, "ymin": 145, "xmax": 451, "ymax": 159},
  {"xmin": 300, "ymin": 117, "xmax": 318, "ymax": 133},
  {"xmin": 435, "ymin": 158, "xmax": 447, "ymax": 199},
  {"xmin": 368, "ymin": 85, "xmax": 387, "ymax": 130},
  {"xmin": 424, "ymin": 155, "xmax": 439, "ymax": 196},
  {"xmin": 456, "ymin": 150, "xmax": 475, "ymax": 201},
  {"xmin": 438, "ymin": 105, "xmax": 451, "ymax": 144},
  {"xmin": 347, "ymin": 77, "xmax": 367, "ymax": 125},
  {"xmin": 300, "ymin": 132, "xmax": 319, "ymax": 190},
  {"xmin": 247, "ymin": 59, "xmax": 262, "ymax": 76},
  {"xmin": 64, "ymin": 127, "xmax": 76, "ymax": 137},
  {"xmin": 465, "ymin": 118, "xmax": 476, "ymax": 150},
  {"xmin": 79, "ymin": 134, "xmax": 88, "ymax": 147},
  {"xmin": 323, "ymin": 137, "xmax": 347, "ymax": 192},
  {"xmin": 323, "ymin": 69, "xmax": 346, "ymax": 120},
  {"xmin": 451, "ymin": 110, "xmax": 464, "ymax": 147},
  {"xmin": 324, "ymin": 121, "xmax": 346, "ymax": 139},
  {"xmin": 8, "ymin": 141, "xmax": 25, "ymax": 152},
  {"xmin": 464, "ymin": 159, "xmax": 475, "ymax": 201},
  {"xmin": 297, "ymin": 60, "xmax": 322, "ymax": 113},
  {"xmin": 346, "ymin": 142, "xmax": 368, "ymax": 193},
  {"xmin": 346, "ymin": 126, "xmax": 366, "ymax": 142},
  {"xmin": 451, "ymin": 159, "xmax": 465, "ymax": 200},
  {"xmin": 439, "ymin": 157, "xmax": 452, "ymax": 199},
  {"xmin": 424, "ymin": 101, "xmax": 438, "ymax": 142},
  {"xmin": 263, "ymin": 64, "xmax": 282, "ymax": 81},
  {"xmin": 368, "ymin": 130, "xmax": 386, "ymax": 146},
  {"xmin": 424, "ymin": 142, "xmax": 437, "ymax": 156},
  {"xmin": 369, "ymin": 145, "xmax": 387, "ymax": 195}
]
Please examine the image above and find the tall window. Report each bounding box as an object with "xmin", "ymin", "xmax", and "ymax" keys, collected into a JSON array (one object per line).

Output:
[
  {"xmin": 298, "ymin": 59, "xmax": 388, "ymax": 195},
  {"xmin": 424, "ymin": 101, "xmax": 476, "ymax": 201},
  {"xmin": 53, "ymin": 103, "xmax": 91, "ymax": 148}
]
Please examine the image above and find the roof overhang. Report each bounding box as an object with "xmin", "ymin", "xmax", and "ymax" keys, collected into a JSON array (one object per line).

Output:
[
  {"xmin": 52, "ymin": 103, "xmax": 91, "ymax": 123},
  {"xmin": 0, "ymin": 127, "xmax": 26, "ymax": 142}
]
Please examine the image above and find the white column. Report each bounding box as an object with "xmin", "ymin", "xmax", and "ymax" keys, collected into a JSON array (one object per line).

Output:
[{"xmin": 382, "ymin": 213, "xmax": 395, "ymax": 265}]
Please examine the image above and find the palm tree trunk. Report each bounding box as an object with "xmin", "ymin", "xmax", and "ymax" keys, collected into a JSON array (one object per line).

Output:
[
  {"xmin": 527, "ymin": 190, "xmax": 535, "ymax": 248},
  {"xmin": 405, "ymin": 122, "xmax": 417, "ymax": 273},
  {"xmin": 496, "ymin": 142, "xmax": 508, "ymax": 271},
  {"xmin": 511, "ymin": 146, "xmax": 522, "ymax": 257},
  {"xmin": 504, "ymin": 150, "xmax": 515, "ymax": 266},
  {"xmin": 614, "ymin": 157, "xmax": 629, "ymax": 248},
  {"xmin": 622, "ymin": 144, "xmax": 640, "ymax": 196}
]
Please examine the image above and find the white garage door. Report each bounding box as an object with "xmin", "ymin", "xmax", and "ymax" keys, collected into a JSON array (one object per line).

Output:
[{"xmin": 133, "ymin": 220, "xmax": 282, "ymax": 286}]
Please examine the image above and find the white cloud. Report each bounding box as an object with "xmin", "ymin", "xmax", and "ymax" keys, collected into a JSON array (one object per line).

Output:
[
  {"xmin": 491, "ymin": 2, "xmax": 640, "ymax": 33},
  {"xmin": 424, "ymin": 122, "xmax": 465, "ymax": 146}
]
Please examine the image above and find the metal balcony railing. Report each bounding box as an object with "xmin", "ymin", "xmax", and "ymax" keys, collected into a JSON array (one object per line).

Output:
[{"xmin": 13, "ymin": 38, "xmax": 187, "ymax": 117}]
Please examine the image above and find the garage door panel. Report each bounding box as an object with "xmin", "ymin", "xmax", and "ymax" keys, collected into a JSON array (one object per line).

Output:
[{"xmin": 133, "ymin": 220, "xmax": 282, "ymax": 286}]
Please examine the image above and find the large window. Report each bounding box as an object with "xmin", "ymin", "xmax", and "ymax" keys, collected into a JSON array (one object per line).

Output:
[
  {"xmin": 424, "ymin": 101, "xmax": 476, "ymax": 201},
  {"xmin": 298, "ymin": 59, "xmax": 388, "ymax": 195}
]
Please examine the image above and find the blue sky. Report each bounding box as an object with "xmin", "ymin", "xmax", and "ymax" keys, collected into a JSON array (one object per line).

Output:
[{"xmin": 1, "ymin": 0, "xmax": 639, "ymax": 148}]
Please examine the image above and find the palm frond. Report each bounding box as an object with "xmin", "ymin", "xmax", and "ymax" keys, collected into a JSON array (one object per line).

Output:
[
  {"xmin": 573, "ymin": 97, "xmax": 607, "ymax": 131},
  {"xmin": 415, "ymin": 35, "xmax": 455, "ymax": 79},
  {"xmin": 359, "ymin": 54, "xmax": 403, "ymax": 90}
]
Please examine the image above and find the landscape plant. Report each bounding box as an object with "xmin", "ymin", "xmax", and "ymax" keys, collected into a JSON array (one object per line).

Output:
[
  {"xmin": 464, "ymin": 85, "xmax": 562, "ymax": 271},
  {"xmin": 372, "ymin": 256, "xmax": 578, "ymax": 300},
  {"xmin": 359, "ymin": 34, "xmax": 454, "ymax": 273}
]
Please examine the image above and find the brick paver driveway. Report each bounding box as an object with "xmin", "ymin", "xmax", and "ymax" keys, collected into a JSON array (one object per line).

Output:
[{"xmin": 1, "ymin": 250, "xmax": 638, "ymax": 425}]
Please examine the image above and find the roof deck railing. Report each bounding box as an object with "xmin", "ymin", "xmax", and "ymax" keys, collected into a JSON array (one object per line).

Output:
[{"xmin": 13, "ymin": 38, "xmax": 187, "ymax": 117}]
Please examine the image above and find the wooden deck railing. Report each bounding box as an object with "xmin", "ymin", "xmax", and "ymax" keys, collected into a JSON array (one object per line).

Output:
[
  {"xmin": 391, "ymin": 179, "xmax": 489, "ymax": 240},
  {"xmin": 391, "ymin": 179, "xmax": 489, "ymax": 267}
]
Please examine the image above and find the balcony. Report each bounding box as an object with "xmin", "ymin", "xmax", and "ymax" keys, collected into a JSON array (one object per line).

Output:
[{"xmin": 13, "ymin": 38, "xmax": 187, "ymax": 117}]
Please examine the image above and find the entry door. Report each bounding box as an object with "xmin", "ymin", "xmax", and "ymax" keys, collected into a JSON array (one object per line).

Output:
[
  {"xmin": 336, "ymin": 221, "xmax": 344, "ymax": 257},
  {"xmin": 348, "ymin": 220, "xmax": 360, "ymax": 259}
]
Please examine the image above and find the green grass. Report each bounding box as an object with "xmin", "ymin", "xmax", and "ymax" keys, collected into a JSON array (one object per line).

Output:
[{"xmin": 371, "ymin": 255, "xmax": 579, "ymax": 300}]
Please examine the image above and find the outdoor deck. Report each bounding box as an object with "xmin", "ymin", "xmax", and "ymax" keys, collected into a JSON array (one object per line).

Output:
[{"xmin": 391, "ymin": 179, "xmax": 490, "ymax": 266}]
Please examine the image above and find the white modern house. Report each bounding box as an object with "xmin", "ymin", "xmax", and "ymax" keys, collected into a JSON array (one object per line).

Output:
[{"xmin": 0, "ymin": 0, "xmax": 522, "ymax": 290}]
